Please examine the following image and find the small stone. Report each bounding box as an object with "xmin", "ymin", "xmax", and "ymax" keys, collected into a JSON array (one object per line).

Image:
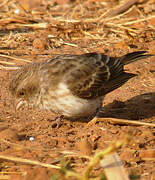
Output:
[{"xmin": 29, "ymin": 136, "xmax": 35, "ymax": 141}]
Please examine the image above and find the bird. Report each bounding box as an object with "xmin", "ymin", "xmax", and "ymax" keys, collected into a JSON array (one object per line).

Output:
[{"xmin": 9, "ymin": 51, "xmax": 152, "ymax": 120}]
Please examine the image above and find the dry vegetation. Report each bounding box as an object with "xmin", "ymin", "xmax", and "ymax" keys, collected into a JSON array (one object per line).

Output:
[{"xmin": 0, "ymin": 0, "xmax": 155, "ymax": 180}]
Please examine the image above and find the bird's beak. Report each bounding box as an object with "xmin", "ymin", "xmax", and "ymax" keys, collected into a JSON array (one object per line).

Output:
[{"xmin": 15, "ymin": 99, "xmax": 26, "ymax": 111}]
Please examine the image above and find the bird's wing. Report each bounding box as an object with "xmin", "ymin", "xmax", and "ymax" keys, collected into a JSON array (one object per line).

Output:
[
  {"xmin": 62, "ymin": 52, "xmax": 131, "ymax": 99},
  {"xmin": 44, "ymin": 51, "xmax": 152, "ymax": 99},
  {"xmin": 46, "ymin": 51, "xmax": 151, "ymax": 99}
]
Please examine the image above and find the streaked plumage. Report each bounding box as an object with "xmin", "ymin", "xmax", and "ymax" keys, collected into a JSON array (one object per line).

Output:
[{"xmin": 9, "ymin": 51, "xmax": 152, "ymax": 118}]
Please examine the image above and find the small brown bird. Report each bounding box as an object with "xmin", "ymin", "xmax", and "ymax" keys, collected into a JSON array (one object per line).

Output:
[{"xmin": 9, "ymin": 51, "xmax": 152, "ymax": 119}]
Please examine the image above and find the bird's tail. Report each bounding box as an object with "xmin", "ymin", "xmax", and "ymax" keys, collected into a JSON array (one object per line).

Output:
[{"xmin": 121, "ymin": 51, "xmax": 153, "ymax": 65}]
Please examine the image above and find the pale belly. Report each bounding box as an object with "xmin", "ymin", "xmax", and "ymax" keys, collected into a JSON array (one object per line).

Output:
[
  {"xmin": 50, "ymin": 94, "xmax": 103, "ymax": 118},
  {"xmin": 41, "ymin": 83, "xmax": 103, "ymax": 118}
]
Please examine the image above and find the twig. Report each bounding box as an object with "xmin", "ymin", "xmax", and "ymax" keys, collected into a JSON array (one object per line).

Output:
[
  {"xmin": 15, "ymin": 23, "xmax": 48, "ymax": 29},
  {"xmin": 123, "ymin": 15, "xmax": 155, "ymax": 25},
  {"xmin": 0, "ymin": 65, "xmax": 19, "ymax": 70},
  {"xmin": 104, "ymin": 0, "xmax": 139, "ymax": 18},
  {"xmin": 0, "ymin": 54, "xmax": 31, "ymax": 63},
  {"xmin": 63, "ymin": 42, "xmax": 78, "ymax": 47},
  {"xmin": 106, "ymin": 22, "xmax": 138, "ymax": 32},
  {"xmin": 88, "ymin": 117, "xmax": 155, "ymax": 127},
  {"xmin": 0, "ymin": 61, "xmax": 14, "ymax": 65},
  {"xmin": 0, "ymin": 154, "xmax": 60, "ymax": 169}
]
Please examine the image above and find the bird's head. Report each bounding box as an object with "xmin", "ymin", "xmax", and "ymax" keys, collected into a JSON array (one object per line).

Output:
[{"xmin": 9, "ymin": 64, "xmax": 41, "ymax": 110}]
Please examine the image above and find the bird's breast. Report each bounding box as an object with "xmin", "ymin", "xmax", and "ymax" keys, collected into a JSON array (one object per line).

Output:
[{"xmin": 42, "ymin": 83, "xmax": 103, "ymax": 118}]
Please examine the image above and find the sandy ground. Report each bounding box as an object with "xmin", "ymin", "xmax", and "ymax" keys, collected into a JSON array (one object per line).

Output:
[{"xmin": 0, "ymin": 0, "xmax": 155, "ymax": 179}]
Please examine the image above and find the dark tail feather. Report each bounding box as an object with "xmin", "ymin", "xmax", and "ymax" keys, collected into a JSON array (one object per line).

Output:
[
  {"xmin": 121, "ymin": 51, "xmax": 153, "ymax": 65},
  {"xmin": 103, "ymin": 72, "xmax": 136, "ymax": 95}
]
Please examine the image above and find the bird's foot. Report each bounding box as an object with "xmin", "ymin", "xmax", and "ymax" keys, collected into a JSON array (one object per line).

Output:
[{"xmin": 51, "ymin": 115, "xmax": 64, "ymax": 128}]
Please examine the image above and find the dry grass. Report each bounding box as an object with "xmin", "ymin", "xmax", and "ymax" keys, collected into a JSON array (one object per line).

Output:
[
  {"xmin": 0, "ymin": 0, "xmax": 154, "ymax": 67},
  {"xmin": 0, "ymin": 134, "xmax": 130, "ymax": 180},
  {"xmin": 0, "ymin": 0, "xmax": 154, "ymax": 179}
]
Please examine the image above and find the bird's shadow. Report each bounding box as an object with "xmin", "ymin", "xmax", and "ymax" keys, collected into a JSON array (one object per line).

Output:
[{"xmin": 98, "ymin": 92, "xmax": 155, "ymax": 120}]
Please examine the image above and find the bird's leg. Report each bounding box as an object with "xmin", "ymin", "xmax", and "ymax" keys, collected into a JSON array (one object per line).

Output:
[{"xmin": 51, "ymin": 115, "xmax": 64, "ymax": 128}]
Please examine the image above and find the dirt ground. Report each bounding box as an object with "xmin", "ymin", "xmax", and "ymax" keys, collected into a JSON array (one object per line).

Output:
[{"xmin": 0, "ymin": 0, "xmax": 155, "ymax": 180}]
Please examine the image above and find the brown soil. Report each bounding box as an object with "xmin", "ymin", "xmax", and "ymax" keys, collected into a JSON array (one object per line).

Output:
[{"xmin": 0, "ymin": 0, "xmax": 155, "ymax": 180}]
